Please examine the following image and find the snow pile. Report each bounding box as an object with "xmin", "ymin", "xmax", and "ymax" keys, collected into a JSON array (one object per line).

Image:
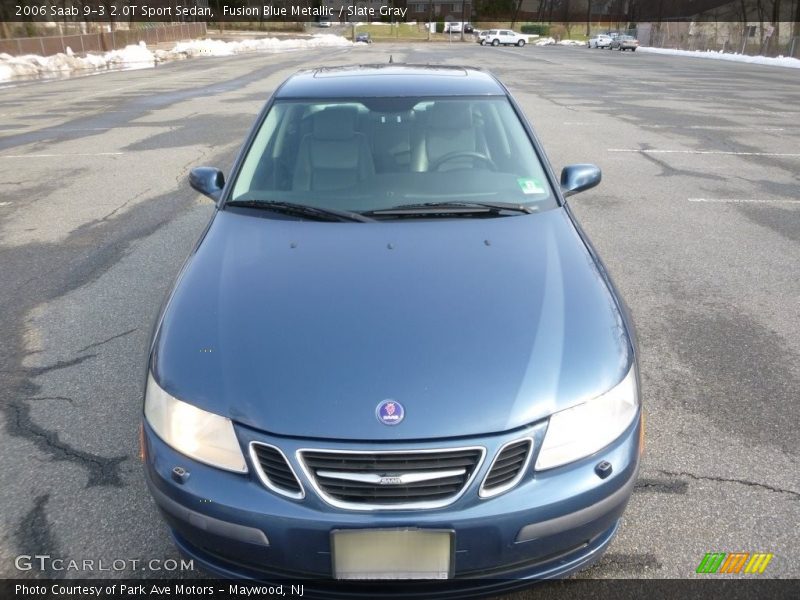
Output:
[
  {"xmin": 170, "ymin": 34, "xmax": 352, "ymax": 57},
  {"xmin": 104, "ymin": 41, "xmax": 158, "ymax": 69},
  {"xmin": 638, "ymin": 46, "xmax": 800, "ymax": 69},
  {"xmin": 0, "ymin": 35, "xmax": 353, "ymax": 82},
  {"xmin": 0, "ymin": 42, "xmax": 156, "ymax": 81},
  {"xmin": 534, "ymin": 38, "xmax": 584, "ymax": 46}
]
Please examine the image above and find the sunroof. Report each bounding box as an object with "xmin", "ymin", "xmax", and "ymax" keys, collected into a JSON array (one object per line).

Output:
[{"xmin": 312, "ymin": 65, "xmax": 470, "ymax": 79}]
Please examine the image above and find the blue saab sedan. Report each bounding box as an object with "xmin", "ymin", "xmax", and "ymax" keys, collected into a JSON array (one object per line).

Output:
[{"xmin": 142, "ymin": 65, "xmax": 642, "ymax": 592}]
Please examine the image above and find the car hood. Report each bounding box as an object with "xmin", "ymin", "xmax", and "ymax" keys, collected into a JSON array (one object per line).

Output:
[{"xmin": 152, "ymin": 208, "xmax": 631, "ymax": 441}]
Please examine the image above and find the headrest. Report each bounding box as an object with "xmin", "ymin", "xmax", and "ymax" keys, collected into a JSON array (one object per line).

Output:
[
  {"xmin": 428, "ymin": 102, "xmax": 473, "ymax": 130},
  {"xmin": 313, "ymin": 106, "xmax": 358, "ymax": 140}
]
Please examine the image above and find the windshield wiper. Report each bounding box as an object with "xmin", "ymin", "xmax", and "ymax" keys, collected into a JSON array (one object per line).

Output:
[
  {"xmin": 363, "ymin": 201, "xmax": 536, "ymax": 217},
  {"xmin": 225, "ymin": 200, "xmax": 374, "ymax": 223}
]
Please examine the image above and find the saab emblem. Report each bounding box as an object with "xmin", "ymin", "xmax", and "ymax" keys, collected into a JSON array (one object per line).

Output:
[{"xmin": 376, "ymin": 400, "xmax": 405, "ymax": 425}]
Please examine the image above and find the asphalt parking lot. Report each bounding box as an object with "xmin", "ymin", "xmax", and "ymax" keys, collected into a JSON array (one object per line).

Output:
[{"xmin": 0, "ymin": 43, "xmax": 798, "ymax": 589}]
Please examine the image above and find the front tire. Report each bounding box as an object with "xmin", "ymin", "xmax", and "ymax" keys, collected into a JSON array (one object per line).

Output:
[
  {"xmin": 517, "ymin": 39, "xmax": 525, "ymax": 47},
  {"xmin": 492, "ymin": 39, "xmax": 499, "ymax": 46},
  {"xmin": 480, "ymin": 40, "xmax": 486, "ymax": 46}
]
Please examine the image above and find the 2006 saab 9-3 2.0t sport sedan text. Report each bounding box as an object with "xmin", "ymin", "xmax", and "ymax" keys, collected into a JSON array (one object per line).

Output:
[{"xmin": 141, "ymin": 65, "xmax": 642, "ymax": 594}]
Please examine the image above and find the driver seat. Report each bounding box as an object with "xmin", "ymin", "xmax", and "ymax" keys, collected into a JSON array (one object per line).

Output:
[{"xmin": 412, "ymin": 102, "xmax": 488, "ymax": 172}]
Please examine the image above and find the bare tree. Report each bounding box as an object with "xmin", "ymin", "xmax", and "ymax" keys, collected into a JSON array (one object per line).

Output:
[
  {"xmin": 794, "ymin": 0, "xmax": 800, "ymax": 38},
  {"xmin": 511, "ymin": 0, "xmax": 524, "ymax": 28},
  {"xmin": 536, "ymin": 0, "xmax": 546, "ymax": 23},
  {"xmin": 770, "ymin": 0, "xmax": 781, "ymax": 55},
  {"xmin": 756, "ymin": 0, "xmax": 765, "ymax": 49},
  {"xmin": 586, "ymin": 0, "xmax": 592, "ymax": 37},
  {"xmin": 794, "ymin": 0, "xmax": 800, "ymax": 39}
]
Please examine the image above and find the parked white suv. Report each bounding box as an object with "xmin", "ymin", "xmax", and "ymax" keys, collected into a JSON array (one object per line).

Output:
[{"xmin": 478, "ymin": 29, "xmax": 528, "ymax": 47}]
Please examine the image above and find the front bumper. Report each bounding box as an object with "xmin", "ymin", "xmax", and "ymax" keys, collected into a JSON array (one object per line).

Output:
[{"xmin": 143, "ymin": 412, "xmax": 641, "ymax": 592}]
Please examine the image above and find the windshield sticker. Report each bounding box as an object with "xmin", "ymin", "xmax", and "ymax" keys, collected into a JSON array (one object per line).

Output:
[{"xmin": 518, "ymin": 178, "xmax": 546, "ymax": 195}]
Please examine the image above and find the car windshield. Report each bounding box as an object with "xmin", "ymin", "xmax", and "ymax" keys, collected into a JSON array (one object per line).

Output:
[{"xmin": 229, "ymin": 97, "xmax": 557, "ymax": 214}]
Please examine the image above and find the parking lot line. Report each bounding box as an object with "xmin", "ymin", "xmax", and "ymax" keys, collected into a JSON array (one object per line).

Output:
[
  {"xmin": 0, "ymin": 127, "xmax": 112, "ymax": 133},
  {"xmin": 567, "ymin": 123, "xmax": 787, "ymax": 132},
  {"xmin": 608, "ymin": 149, "xmax": 800, "ymax": 157},
  {"xmin": 644, "ymin": 125, "xmax": 786, "ymax": 132},
  {"xmin": 688, "ymin": 198, "xmax": 800, "ymax": 204},
  {"xmin": 0, "ymin": 152, "xmax": 123, "ymax": 158}
]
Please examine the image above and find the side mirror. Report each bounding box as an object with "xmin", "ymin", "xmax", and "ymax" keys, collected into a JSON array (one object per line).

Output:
[
  {"xmin": 560, "ymin": 164, "xmax": 601, "ymax": 197},
  {"xmin": 189, "ymin": 167, "xmax": 225, "ymax": 201}
]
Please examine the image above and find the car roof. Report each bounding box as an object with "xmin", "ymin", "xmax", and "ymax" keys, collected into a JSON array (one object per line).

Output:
[{"xmin": 276, "ymin": 65, "xmax": 506, "ymax": 99}]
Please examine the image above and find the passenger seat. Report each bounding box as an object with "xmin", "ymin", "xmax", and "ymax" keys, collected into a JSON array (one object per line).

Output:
[{"xmin": 293, "ymin": 107, "xmax": 375, "ymax": 191}]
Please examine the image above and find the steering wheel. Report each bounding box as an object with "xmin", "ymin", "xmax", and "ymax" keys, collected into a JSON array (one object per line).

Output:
[{"xmin": 430, "ymin": 151, "xmax": 497, "ymax": 172}]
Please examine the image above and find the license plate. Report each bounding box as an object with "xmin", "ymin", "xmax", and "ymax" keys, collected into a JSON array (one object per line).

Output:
[{"xmin": 331, "ymin": 529, "xmax": 454, "ymax": 580}]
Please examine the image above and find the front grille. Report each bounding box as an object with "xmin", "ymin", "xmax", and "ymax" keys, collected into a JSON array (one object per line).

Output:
[
  {"xmin": 300, "ymin": 447, "xmax": 484, "ymax": 509},
  {"xmin": 480, "ymin": 439, "xmax": 532, "ymax": 497},
  {"xmin": 250, "ymin": 443, "xmax": 304, "ymax": 499}
]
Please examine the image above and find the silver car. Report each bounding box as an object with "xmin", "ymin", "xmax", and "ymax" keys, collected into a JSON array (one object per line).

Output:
[{"xmin": 611, "ymin": 35, "xmax": 640, "ymax": 51}]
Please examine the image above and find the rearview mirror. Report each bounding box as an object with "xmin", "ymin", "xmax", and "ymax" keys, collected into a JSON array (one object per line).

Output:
[
  {"xmin": 560, "ymin": 164, "xmax": 601, "ymax": 197},
  {"xmin": 189, "ymin": 167, "xmax": 225, "ymax": 201}
]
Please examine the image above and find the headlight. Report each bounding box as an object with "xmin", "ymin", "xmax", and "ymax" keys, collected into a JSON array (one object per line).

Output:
[
  {"xmin": 144, "ymin": 374, "xmax": 248, "ymax": 473},
  {"xmin": 535, "ymin": 366, "xmax": 638, "ymax": 471}
]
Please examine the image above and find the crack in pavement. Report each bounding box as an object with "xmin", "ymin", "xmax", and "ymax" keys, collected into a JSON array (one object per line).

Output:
[
  {"xmin": 634, "ymin": 477, "xmax": 689, "ymax": 494},
  {"xmin": 9, "ymin": 354, "xmax": 96, "ymax": 377},
  {"xmin": 26, "ymin": 396, "xmax": 75, "ymax": 406},
  {"xmin": 3, "ymin": 355, "xmax": 128, "ymax": 488},
  {"xmin": 98, "ymin": 188, "xmax": 155, "ymax": 224},
  {"xmin": 596, "ymin": 552, "xmax": 662, "ymax": 571},
  {"xmin": 8, "ymin": 396, "xmax": 128, "ymax": 487},
  {"xmin": 658, "ymin": 469, "xmax": 799, "ymax": 499},
  {"xmin": 175, "ymin": 146, "xmax": 211, "ymax": 187},
  {"xmin": 14, "ymin": 494, "xmax": 63, "ymax": 578},
  {"xmin": 78, "ymin": 328, "xmax": 138, "ymax": 353}
]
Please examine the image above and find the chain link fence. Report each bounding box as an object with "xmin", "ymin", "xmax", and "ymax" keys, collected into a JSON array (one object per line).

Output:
[{"xmin": 0, "ymin": 23, "xmax": 207, "ymax": 57}]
